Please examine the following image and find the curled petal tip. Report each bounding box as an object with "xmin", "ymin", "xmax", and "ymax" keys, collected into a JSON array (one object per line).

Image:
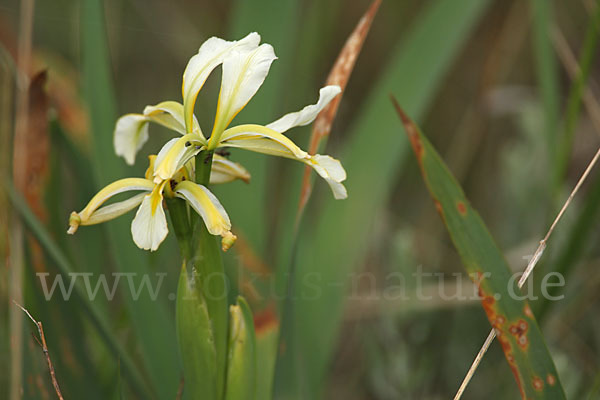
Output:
[
  {"xmin": 68, "ymin": 212, "xmax": 81, "ymax": 234},
  {"xmin": 221, "ymin": 231, "xmax": 237, "ymax": 252}
]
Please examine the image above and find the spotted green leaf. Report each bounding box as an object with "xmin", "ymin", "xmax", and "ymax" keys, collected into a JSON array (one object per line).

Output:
[{"xmin": 394, "ymin": 100, "xmax": 565, "ymax": 399}]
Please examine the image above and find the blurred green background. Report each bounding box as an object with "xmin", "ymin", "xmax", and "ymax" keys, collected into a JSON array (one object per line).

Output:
[{"xmin": 1, "ymin": 0, "xmax": 600, "ymax": 399}]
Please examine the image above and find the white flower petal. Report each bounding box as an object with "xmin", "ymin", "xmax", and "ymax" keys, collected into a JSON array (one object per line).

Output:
[
  {"xmin": 114, "ymin": 102, "xmax": 205, "ymax": 165},
  {"xmin": 182, "ymin": 32, "xmax": 260, "ymax": 131},
  {"xmin": 210, "ymin": 154, "xmax": 250, "ymax": 184},
  {"xmin": 310, "ymin": 154, "xmax": 347, "ymax": 182},
  {"xmin": 307, "ymin": 154, "xmax": 348, "ymax": 199},
  {"xmin": 266, "ymin": 85, "xmax": 341, "ymax": 133},
  {"xmin": 174, "ymin": 181, "xmax": 231, "ymax": 236},
  {"xmin": 114, "ymin": 114, "xmax": 149, "ymax": 165},
  {"xmin": 131, "ymin": 186, "xmax": 169, "ymax": 251},
  {"xmin": 209, "ymin": 44, "xmax": 277, "ymax": 147},
  {"xmin": 143, "ymin": 100, "xmax": 203, "ymax": 137}
]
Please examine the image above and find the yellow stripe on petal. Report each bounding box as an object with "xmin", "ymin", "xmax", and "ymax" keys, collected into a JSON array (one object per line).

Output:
[
  {"xmin": 76, "ymin": 178, "xmax": 155, "ymax": 222},
  {"xmin": 208, "ymin": 44, "xmax": 277, "ymax": 148},
  {"xmin": 219, "ymin": 124, "xmax": 308, "ymax": 159},
  {"xmin": 151, "ymin": 181, "xmax": 168, "ymax": 215},
  {"xmin": 219, "ymin": 125, "xmax": 348, "ymax": 200},
  {"xmin": 174, "ymin": 180, "xmax": 231, "ymax": 237},
  {"xmin": 153, "ymin": 134, "xmax": 204, "ymax": 183},
  {"xmin": 131, "ymin": 183, "xmax": 169, "ymax": 251}
]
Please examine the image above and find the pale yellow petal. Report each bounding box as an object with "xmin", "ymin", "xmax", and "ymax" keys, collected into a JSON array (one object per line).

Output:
[
  {"xmin": 153, "ymin": 134, "xmax": 205, "ymax": 182},
  {"xmin": 219, "ymin": 124, "xmax": 347, "ymax": 199},
  {"xmin": 210, "ymin": 154, "xmax": 250, "ymax": 184},
  {"xmin": 174, "ymin": 180, "xmax": 231, "ymax": 237},
  {"xmin": 219, "ymin": 124, "xmax": 307, "ymax": 158},
  {"xmin": 69, "ymin": 178, "xmax": 155, "ymax": 229}
]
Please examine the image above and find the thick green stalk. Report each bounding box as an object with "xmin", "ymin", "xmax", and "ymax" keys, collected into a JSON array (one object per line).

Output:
[
  {"xmin": 166, "ymin": 197, "xmax": 193, "ymax": 260},
  {"xmin": 173, "ymin": 149, "xmax": 228, "ymax": 400},
  {"xmin": 176, "ymin": 262, "xmax": 218, "ymax": 399},
  {"xmin": 193, "ymin": 149, "xmax": 229, "ymax": 400}
]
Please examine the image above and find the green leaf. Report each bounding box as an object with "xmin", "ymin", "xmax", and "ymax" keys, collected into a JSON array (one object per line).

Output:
[
  {"xmin": 176, "ymin": 262, "xmax": 218, "ymax": 400},
  {"xmin": 394, "ymin": 101, "xmax": 566, "ymax": 399},
  {"xmin": 193, "ymin": 150, "xmax": 230, "ymax": 400},
  {"xmin": 531, "ymin": 0, "xmax": 559, "ymax": 175},
  {"xmin": 224, "ymin": 296, "xmax": 257, "ymax": 400},
  {"xmin": 254, "ymin": 311, "xmax": 278, "ymax": 400}
]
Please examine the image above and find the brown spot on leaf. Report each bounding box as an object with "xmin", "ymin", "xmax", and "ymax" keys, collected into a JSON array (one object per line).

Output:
[
  {"xmin": 457, "ymin": 201, "xmax": 467, "ymax": 215},
  {"xmin": 433, "ymin": 199, "xmax": 443, "ymax": 216},
  {"xmin": 492, "ymin": 315, "xmax": 505, "ymax": 328},
  {"xmin": 546, "ymin": 374, "xmax": 556, "ymax": 386},
  {"xmin": 524, "ymin": 304, "xmax": 534, "ymax": 319},
  {"xmin": 509, "ymin": 319, "xmax": 529, "ymax": 350},
  {"xmin": 533, "ymin": 376, "xmax": 544, "ymax": 391}
]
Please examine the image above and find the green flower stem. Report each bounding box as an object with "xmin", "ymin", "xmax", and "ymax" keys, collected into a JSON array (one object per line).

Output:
[
  {"xmin": 166, "ymin": 197, "xmax": 192, "ymax": 260},
  {"xmin": 172, "ymin": 149, "xmax": 228, "ymax": 400},
  {"xmin": 193, "ymin": 149, "xmax": 229, "ymax": 400},
  {"xmin": 196, "ymin": 149, "xmax": 214, "ymax": 186}
]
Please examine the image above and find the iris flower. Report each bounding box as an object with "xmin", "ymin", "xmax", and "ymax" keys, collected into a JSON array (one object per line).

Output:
[
  {"xmin": 69, "ymin": 32, "xmax": 347, "ymax": 252},
  {"xmin": 114, "ymin": 32, "xmax": 347, "ymax": 199}
]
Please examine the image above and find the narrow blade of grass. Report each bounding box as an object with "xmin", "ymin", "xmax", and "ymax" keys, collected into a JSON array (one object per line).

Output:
[
  {"xmin": 394, "ymin": 100, "xmax": 565, "ymax": 399},
  {"xmin": 277, "ymin": 1, "xmax": 493, "ymax": 397},
  {"xmin": 554, "ymin": 4, "xmax": 600, "ymax": 192},
  {"xmin": 531, "ymin": 0, "xmax": 559, "ymax": 171}
]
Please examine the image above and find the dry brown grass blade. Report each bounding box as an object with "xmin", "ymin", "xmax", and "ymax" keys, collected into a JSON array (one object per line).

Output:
[
  {"xmin": 9, "ymin": 1, "xmax": 35, "ymax": 399},
  {"xmin": 13, "ymin": 301, "xmax": 64, "ymax": 400},
  {"xmin": 296, "ymin": 0, "xmax": 381, "ymax": 221}
]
